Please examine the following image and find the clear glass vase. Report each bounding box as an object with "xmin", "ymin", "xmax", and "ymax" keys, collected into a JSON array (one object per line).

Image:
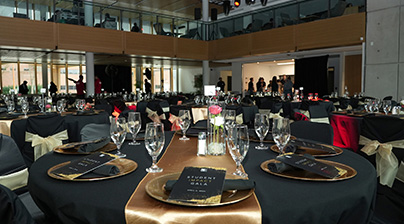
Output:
[{"xmin": 207, "ymin": 101, "xmax": 226, "ymax": 156}]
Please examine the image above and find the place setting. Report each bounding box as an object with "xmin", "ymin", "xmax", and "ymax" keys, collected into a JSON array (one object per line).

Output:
[
  {"xmin": 260, "ymin": 117, "xmax": 356, "ymax": 181},
  {"xmin": 145, "ymin": 123, "xmax": 255, "ymax": 207}
]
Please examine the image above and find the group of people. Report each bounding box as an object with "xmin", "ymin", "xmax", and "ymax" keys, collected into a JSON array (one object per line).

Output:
[
  {"xmin": 18, "ymin": 75, "xmax": 103, "ymax": 97},
  {"xmin": 247, "ymin": 75, "xmax": 294, "ymax": 96}
]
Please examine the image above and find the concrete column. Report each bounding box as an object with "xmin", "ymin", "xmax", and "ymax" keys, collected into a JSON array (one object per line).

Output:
[
  {"xmin": 203, "ymin": 61, "xmax": 210, "ymax": 85},
  {"xmin": 85, "ymin": 52, "xmax": 95, "ymax": 96},
  {"xmin": 42, "ymin": 63, "xmax": 48, "ymax": 94},
  {"xmin": 202, "ymin": 0, "xmax": 210, "ymax": 86},
  {"xmin": 231, "ymin": 62, "xmax": 242, "ymax": 94},
  {"xmin": 84, "ymin": 0, "xmax": 93, "ymax": 27}
]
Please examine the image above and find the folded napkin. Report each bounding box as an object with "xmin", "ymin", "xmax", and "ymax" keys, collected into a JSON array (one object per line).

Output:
[
  {"xmin": 78, "ymin": 136, "xmax": 110, "ymax": 153},
  {"xmin": 80, "ymin": 165, "xmax": 120, "ymax": 178},
  {"xmin": 164, "ymin": 179, "xmax": 255, "ymax": 191},
  {"xmin": 267, "ymin": 154, "xmax": 315, "ymax": 173}
]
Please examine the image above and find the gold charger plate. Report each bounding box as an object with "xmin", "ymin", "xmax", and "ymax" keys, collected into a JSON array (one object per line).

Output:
[
  {"xmin": 260, "ymin": 159, "xmax": 356, "ymax": 181},
  {"xmin": 53, "ymin": 142, "xmax": 117, "ymax": 155},
  {"xmin": 47, "ymin": 158, "xmax": 137, "ymax": 181},
  {"xmin": 145, "ymin": 172, "xmax": 254, "ymax": 207},
  {"xmin": 249, "ymin": 134, "xmax": 296, "ymax": 143},
  {"xmin": 270, "ymin": 144, "xmax": 343, "ymax": 157}
]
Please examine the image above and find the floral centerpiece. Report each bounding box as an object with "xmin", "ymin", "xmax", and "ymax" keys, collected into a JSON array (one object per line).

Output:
[{"xmin": 207, "ymin": 102, "xmax": 226, "ymax": 156}]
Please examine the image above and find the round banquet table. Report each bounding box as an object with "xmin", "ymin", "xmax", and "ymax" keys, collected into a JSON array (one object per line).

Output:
[{"xmin": 28, "ymin": 132, "xmax": 377, "ymax": 224}]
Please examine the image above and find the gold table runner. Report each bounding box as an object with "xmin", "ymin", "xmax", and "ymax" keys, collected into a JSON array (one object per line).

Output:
[{"xmin": 125, "ymin": 134, "xmax": 261, "ymax": 224}]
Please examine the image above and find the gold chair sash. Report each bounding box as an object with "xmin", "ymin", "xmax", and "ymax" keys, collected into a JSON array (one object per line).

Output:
[
  {"xmin": 146, "ymin": 107, "xmax": 166, "ymax": 123},
  {"xmin": 359, "ymin": 135, "xmax": 404, "ymax": 187},
  {"xmin": 0, "ymin": 168, "xmax": 28, "ymax": 190},
  {"xmin": 25, "ymin": 130, "xmax": 69, "ymax": 161},
  {"xmin": 396, "ymin": 161, "xmax": 404, "ymax": 183},
  {"xmin": 269, "ymin": 109, "xmax": 283, "ymax": 119},
  {"xmin": 236, "ymin": 113, "xmax": 243, "ymax": 124}
]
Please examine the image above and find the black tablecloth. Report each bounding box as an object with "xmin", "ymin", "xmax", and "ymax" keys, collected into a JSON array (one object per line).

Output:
[{"xmin": 28, "ymin": 132, "xmax": 376, "ymax": 224}]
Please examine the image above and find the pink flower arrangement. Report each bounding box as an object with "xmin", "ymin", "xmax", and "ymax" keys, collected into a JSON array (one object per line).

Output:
[
  {"xmin": 208, "ymin": 105, "xmax": 222, "ymax": 115},
  {"xmin": 45, "ymin": 104, "xmax": 51, "ymax": 109}
]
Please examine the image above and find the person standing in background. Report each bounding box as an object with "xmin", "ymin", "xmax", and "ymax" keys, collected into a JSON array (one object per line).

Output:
[
  {"xmin": 217, "ymin": 77, "xmax": 225, "ymax": 92},
  {"xmin": 49, "ymin": 81, "xmax": 58, "ymax": 95},
  {"xmin": 248, "ymin": 77, "xmax": 255, "ymax": 95},
  {"xmin": 144, "ymin": 79, "xmax": 152, "ymax": 95},
  {"xmin": 95, "ymin": 75, "xmax": 102, "ymax": 94},
  {"xmin": 19, "ymin": 81, "xmax": 29, "ymax": 94},
  {"xmin": 283, "ymin": 76, "xmax": 294, "ymax": 97},
  {"xmin": 68, "ymin": 75, "xmax": 85, "ymax": 98},
  {"xmin": 271, "ymin": 76, "xmax": 278, "ymax": 93}
]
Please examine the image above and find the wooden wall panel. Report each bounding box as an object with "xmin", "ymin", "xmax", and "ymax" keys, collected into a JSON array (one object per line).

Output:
[
  {"xmin": 57, "ymin": 24, "xmax": 124, "ymax": 54},
  {"xmin": 176, "ymin": 38, "xmax": 208, "ymax": 60},
  {"xmin": 125, "ymin": 32, "xmax": 175, "ymax": 57},
  {"xmin": 344, "ymin": 54, "xmax": 362, "ymax": 94},
  {"xmin": 295, "ymin": 13, "xmax": 365, "ymax": 51},
  {"xmin": 211, "ymin": 35, "xmax": 251, "ymax": 60},
  {"xmin": 251, "ymin": 26, "xmax": 295, "ymax": 55},
  {"xmin": 0, "ymin": 16, "xmax": 55, "ymax": 49}
]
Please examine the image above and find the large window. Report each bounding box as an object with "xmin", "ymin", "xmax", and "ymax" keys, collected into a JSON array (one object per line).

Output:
[
  {"xmin": 19, "ymin": 63, "xmax": 36, "ymax": 94},
  {"xmin": 153, "ymin": 68, "xmax": 161, "ymax": 93},
  {"xmin": 1, "ymin": 63, "xmax": 18, "ymax": 94},
  {"xmin": 163, "ymin": 68, "xmax": 171, "ymax": 92}
]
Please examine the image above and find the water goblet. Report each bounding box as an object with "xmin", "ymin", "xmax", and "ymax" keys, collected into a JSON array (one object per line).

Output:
[
  {"xmin": 272, "ymin": 118, "xmax": 291, "ymax": 154},
  {"xmin": 383, "ymin": 100, "xmax": 392, "ymax": 115},
  {"xmin": 178, "ymin": 110, "xmax": 191, "ymax": 140},
  {"xmin": 145, "ymin": 122, "xmax": 165, "ymax": 173},
  {"xmin": 227, "ymin": 124, "xmax": 249, "ymax": 178},
  {"xmin": 57, "ymin": 100, "xmax": 64, "ymax": 114},
  {"xmin": 75, "ymin": 99, "xmax": 81, "ymax": 111},
  {"xmin": 224, "ymin": 110, "xmax": 236, "ymax": 137},
  {"xmin": 7, "ymin": 100, "xmax": 15, "ymax": 113},
  {"xmin": 79, "ymin": 99, "xmax": 86, "ymax": 111},
  {"xmin": 21, "ymin": 100, "xmax": 29, "ymax": 118},
  {"xmin": 110, "ymin": 117, "xmax": 127, "ymax": 158},
  {"xmin": 128, "ymin": 112, "xmax": 142, "ymax": 145},
  {"xmin": 254, "ymin": 113, "xmax": 270, "ymax": 150}
]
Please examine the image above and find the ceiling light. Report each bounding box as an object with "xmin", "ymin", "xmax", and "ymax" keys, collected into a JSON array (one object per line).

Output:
[
  {"xmin": 234, "ymin": 0, "xmax": 241, "ymax": 7},
  {"xmin": 277, "ymin": 62, "xmax": 295, "ymax": 66}
]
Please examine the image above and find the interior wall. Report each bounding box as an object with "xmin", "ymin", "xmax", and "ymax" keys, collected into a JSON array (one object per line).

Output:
[
  {"xmin": 178, "ymin": 66, "xmax": 202, "ymax": 93},
  {"xmin": 365, "ymin": 0, "xmax": 404, "ymax": 100}
]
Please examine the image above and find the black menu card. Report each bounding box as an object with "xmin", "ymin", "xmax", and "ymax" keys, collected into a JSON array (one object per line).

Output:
[
  {"xmin": 276, "ymin": 153, "xmax": 347, "ymax": 179},
  {"xmin": 168, "ymin": 167, "xmax": 226, "ymax": 204},
  {"xmin": 50, "ymin": 152, "xmax": 119, "ymax": 180}
]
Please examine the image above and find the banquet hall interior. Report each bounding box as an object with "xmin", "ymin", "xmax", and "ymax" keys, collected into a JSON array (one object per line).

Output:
[{"xmin": 0, "ymin": 0, "xmax": 404, "ymax": 224}]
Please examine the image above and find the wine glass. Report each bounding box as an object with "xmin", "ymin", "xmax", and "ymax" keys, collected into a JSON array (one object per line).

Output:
[
  {"xmin": 79, "ymin": 99, "xmax": 86, "ymax": 111},
  {"xmin": 21, "ymin": 100, "xmax": 29, "ymax": 118},
  {"xmin": 145, "ymin": 122, "xmax": 165, "ymax": 173},
  {"xmin": 178, "ymin": 110, "xmax": 191, "ymax": 140},
  {"xmin": 7, "ymin": 100, "xmax": 15, "ymax": 113},
  {"xmin": 272, "ymin": 118, "xmax": 291, "ymax": 154},
  {"xmin": 75, "ymin": 99, "xmax": 81, "ymax": 111},
  {"xmin": 128, "ymin": 112, "xmax": 142, "ymax": 145},
  {"xmin": 224, "ymin": 110, "xmax": 236, "ymax": 137},
  {"xmin": 254, "ymin": 113, "xmax": 270, "ymax": 150},
  {"xmin": 383, "ymin": 100, "xmax": 392, "ymax": 115},
  {"xmin": 110, "ymin": 117, "xmax": 127, "ymax": 157},
  {"xmin": 56, "ymin": 100, "xmax": 64, "ymax": 114},
  {"xmin": 227, "ymin": 124, "xmax": 249, "ymax": 178}
]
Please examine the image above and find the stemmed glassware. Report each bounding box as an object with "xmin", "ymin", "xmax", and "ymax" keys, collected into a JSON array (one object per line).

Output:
[
  {"xmin": 6, "ymin": 100, "xmax": 15, "ymax": 113},
  {"xmin": 21, "ymin": 99, "xmax": 29, "ymax": 118},
  {"xmin": 178, "ymin": 110, "xmax": 191, "ymax": 140},
  {"xmin": 75, "ymin": 99, "xmax": 81, "ymax": 111},
  {"xmin": 145, "ymin": 122, "xmax": 165, "ymax": 173},
  {"xmin": 383, "ymin": 100, "xmax": 392, "ymax": 115},
  {"xmin": 56, "ymin": 100, "xmax": 64, "ymax": 114},
  {"xmin": 224, "ymin": 110, "xmax": 236, "ymax": 137},
  {"xmin": 110, "ymin": 117, "xmax": 127, "ymax": 158},
  {"xmin": 272, "ymin": 118, "xmax": 291, "ymax": 154},
  {"xmin": 226, "ymin": 124, "xmax": 249, "ymax": 178},
  {"xmin": 79, "ymin": 99, "xmax": 86, "ymax": 111},
  {"xmin": 128, "ymin": 112, "xmax": 142, "ymax": 145},
  {"xmin": 254, "ymin": 113, "xmax": 270, "ymax": 150}
]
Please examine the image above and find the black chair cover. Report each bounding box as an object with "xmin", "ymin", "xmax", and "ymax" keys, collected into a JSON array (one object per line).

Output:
[
  {"xmin": 290, "ymin": 121, "xmax": 334, "ymax": 145},
  {"xmin": 0, "ymin": 184, "xmax": 35, "ymax": 224}
]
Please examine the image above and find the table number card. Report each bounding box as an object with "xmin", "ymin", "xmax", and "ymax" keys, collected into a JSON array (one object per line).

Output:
[
  {"xmin": 50, "ymin": 152, "xmax": 119, "ymax": 180},
  {"xmin": 276, "ymin": 153, "xmax": 347, "ymax": 179},
  {"xmin": 168, "ymin": 167, "xmax": 226, "ymax": 204}
]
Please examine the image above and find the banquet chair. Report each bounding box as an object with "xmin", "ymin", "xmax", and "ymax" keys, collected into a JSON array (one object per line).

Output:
[
  {"xmin": 290, "ymin": 120, "xmax": 334, "ymax": 145},
  {"xmin": 0, "ymin": 134, "xmax": 29, "ymax": 194},
  {"xmin": 359, "ymin": 116, "xmax": 404, "ymax": 187},
  {"xmin": 226, "ymin": 105, "xmax": 244, "ymax": 124},
  {"xmin": 22, "ymin": 114, "xmax": 68, "ymax": 168},
  {"xmin": 308, "ymin": 104, "xmax": 330, "ymax": 124},
  {"xmin": 0, "ymin": 184, "xmax": 35, "ymax": 224}
]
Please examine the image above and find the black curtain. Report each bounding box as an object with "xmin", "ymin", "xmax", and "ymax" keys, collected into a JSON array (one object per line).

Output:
[
  {"xmin": 94, "ymin": 65, "xmax": 132, "ymax": 93},
  {"xmin": 294, "ymin": 55, "xmax": 329, "ymax": 97}
]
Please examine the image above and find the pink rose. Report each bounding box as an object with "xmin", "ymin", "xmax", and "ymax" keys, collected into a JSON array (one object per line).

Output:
[
  {"xmin": 208, "ymin": 105, "xmax": 222, "ymax": 115},
  {"xmin": 45, "ymin": 104, "xmax": 51, "ymax": 109}
]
